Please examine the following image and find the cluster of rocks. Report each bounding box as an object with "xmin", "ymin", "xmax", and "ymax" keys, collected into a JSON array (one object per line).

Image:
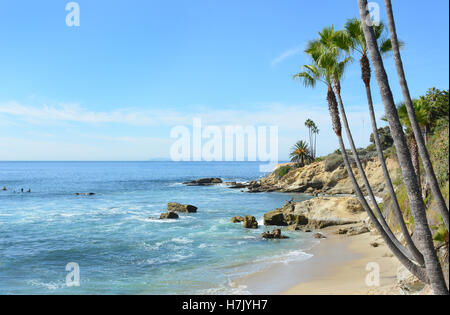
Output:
[
  {"xmin": 263, "ymin": 197, "xmax": 366, "ymax": 231},
  {"xmin": 336, "ymin": 225, "xmax": 370, "ymax": 236},
  {"xmin": 262, "ymin": 229, "xmax": 289, "ymax": 239},
  {"xmin": 183, "ymin": 178, "xmax": 223, "ymax": 186},
  {"xmin": 159, "ymin": 202, "xmax": 198, "ymax": 220},
  {"xmin": 230, "ymin": 215, "xmax": 258, "ymax": 229}
]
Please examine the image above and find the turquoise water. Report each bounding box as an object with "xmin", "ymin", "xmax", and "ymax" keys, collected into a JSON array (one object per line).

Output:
[{"xmin": 0, "ymin": 162, "xmax": 316, "ymax": 295}]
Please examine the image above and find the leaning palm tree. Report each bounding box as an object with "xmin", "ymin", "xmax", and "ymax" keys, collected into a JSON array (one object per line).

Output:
[
  {"xmin": 289, "ymin": 140, "xmax": 311, "ymax": 167},
  {"xmin": 306, "ymin": 27, "xmax": 419, "ymax": 264},
  {"xmin": 397, "ymin": 100, "xmax": 429, "ymax": 188},
  {"xmin": 384, "ymin": 0, "xmax": 449, "ymax": 231},
  {"xmin": 293, "ymin": 46, "xmax": 427, "ymax": 284},
  {"xmin": 341, "ymin": 18, "xmax": 424, "ymax": 265},
  {"xmin": 359, "ymin": 0, "xmax": 448, "ymax": 295}
]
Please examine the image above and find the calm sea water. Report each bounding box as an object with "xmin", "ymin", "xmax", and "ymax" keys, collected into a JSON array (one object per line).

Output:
[{"xmin": 0, "ymin": 162, "xmax": 316, "ymax": 295}]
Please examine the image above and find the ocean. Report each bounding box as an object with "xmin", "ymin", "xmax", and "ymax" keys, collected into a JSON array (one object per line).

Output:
[{"xmin": 0, "ymin": 161, "xmax": 316, "ymax": 295}]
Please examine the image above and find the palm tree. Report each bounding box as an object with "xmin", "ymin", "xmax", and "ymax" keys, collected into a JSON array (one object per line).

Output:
[
  {"xmin": 358, "ymin": 0, "xmax": 448, "ymax": 295},
  {"xmin": 312, "ymin": 125, "xmax": 320, "ymax": 158},
  {"xmin": 294, "ymin": 35, "xmax": 427, "ymax": 284},
  {"xmin": 397, "ymin": 100, "xmax": 428, "ymax": 188},
  {"xmin": 342, "ymin": 18, "xmax": 424, "ymax": 265},
  {"xmin": 305, "ymin": 119, "xmax": 315, "ymax": 158},
  {"xmin": 384, "ymin": 0, "xmax": 449, "ymax": 232},
  {"xmin": 307, "ymin": 27, "xmax": 419, "ymax": 264},
  {"xmin": 289, "ymin": 140, "xmax": 311, "ymax": 167}
]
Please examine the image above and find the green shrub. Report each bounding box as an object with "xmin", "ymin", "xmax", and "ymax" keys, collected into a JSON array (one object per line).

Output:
[
  {"xmin": 275, "ymin": 165, "xmax": 292, "ymax": 178},
  {"xmin": 428, "ymin": 121, "xmax": 449, "ymax": 186},
  {"xmin": 324, "ymin": 154, "xmax": 343, "ymax": 172}
]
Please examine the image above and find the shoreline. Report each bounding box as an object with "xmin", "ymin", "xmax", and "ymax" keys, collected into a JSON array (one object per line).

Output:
[{"xmin": 234, "ymin": 224, "xmax": 401, "ymax": 295}]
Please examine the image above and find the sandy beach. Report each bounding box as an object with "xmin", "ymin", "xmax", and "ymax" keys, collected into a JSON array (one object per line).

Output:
[{"xmin": 236, "ymin": 224, "xmax": 401, "ymax": 295}]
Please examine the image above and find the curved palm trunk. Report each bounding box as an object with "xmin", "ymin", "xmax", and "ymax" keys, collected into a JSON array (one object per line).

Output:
[
  {"xmin": 328, "ymin": 85, "xmax": 428, "ymax": 282},
  {"xmin": 409, "ymin": 134, "xmax": 421, "ymax": 188},
  {"xmin": 361, "ymin": 54, "xmax": 424, "ymax": 266},
  {"xmin": 334, "ymin": 80, "xmax": 417, "ymax": 262},
  {"xmin": 359, "ymin": 0, "xmax": 448, "ymax": 295},
  {"xmin": 384, "ymin": 0, "xmax": 449, "ymax": 231}
]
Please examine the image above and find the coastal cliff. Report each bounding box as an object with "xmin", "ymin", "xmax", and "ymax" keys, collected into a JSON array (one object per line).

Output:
[{"xmin": 255, "ymin": 155, "xmax": 399, "ymax": 196}]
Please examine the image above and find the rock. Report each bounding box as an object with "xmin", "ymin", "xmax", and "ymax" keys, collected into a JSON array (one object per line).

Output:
[
  {"xmin": 286, "ymin": 225, "xmax": 312, "ymax": 232},
  {"xmin": 1, "ymin": 186, "xmax": 6, "ymax": 191},
  {"xmin": 397, "ymin": 265, "xmax": 426, "ymax": 294},
  {"xmin": 262, "ymin": 229, "xmax": 289, "ymax": 239},
  {"xmin": 74, "ymin": 193, "xmax": 96, "ymax": 196},
  {"xmin": 229, "ymin": 183, "xmax": 248, "ymax": 189},
  {"xmin": 258, "ymin": 156, "xmax": 398, "ymax": 195},
  {"xmin": 230, "ymin": 216, "xmax": 245, "ymax": 223},
  {"xmin": 314, "ymin": 233, "xmax": 326, "ymax": 239},
  {"xmin": 336, "ymin": 225, "xmax": 370, "ymax": 236},
  {"xmin": 264, "ymin": 196, "xmax": 366, "ymax": 230},
  {"xmin": 370, "ymin": 242, "xmax": 379, "ymax": 248},
  {"xmin": 160, "ymin": 212, "xmax": 179, "ymax": 220},
  {"xmin": 243, "ymin": 216, "xmax": 258, "ymax": 229},
  {"xmin": 168, "ymin": 202, "xmax": 198, "ymax": 213},
  {"xmin": 183, "ymin": 178, "xmax": 223, "ymax": 186}
]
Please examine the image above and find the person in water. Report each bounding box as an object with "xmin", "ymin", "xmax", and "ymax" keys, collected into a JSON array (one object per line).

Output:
[
  {"xmin": 27, "ymin": 189, "xmax": 31, "ymax": 193},
  {"xmin": 21, "ymin": 188, "xmax": 24, "ymax": 193}
]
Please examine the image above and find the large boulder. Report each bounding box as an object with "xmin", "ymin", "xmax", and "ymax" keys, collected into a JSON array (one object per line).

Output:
[
  {"xmin": 167, "ymin": 202, "xmax": 198, "ymax": 213},
  {"xmin": 262, "ymin": 229, "xmax": 289, "ymax": 239},
  {"xmin": 243, "ymin": 216, "xmax": 258, "ymax": 229},
  {"xmin": 183, "ymin": 178, "xmax": 223, "ymax": 186},
  {"xmin": 160, "ymin": 212, "xmax": 179, "ymax": 220}
]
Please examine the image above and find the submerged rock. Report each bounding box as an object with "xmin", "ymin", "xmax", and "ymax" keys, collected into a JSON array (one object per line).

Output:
[
  {"xmin": 262, "ymin": 229, "xmax": 289, "ymax": 239},
  {"xmin": 167, "ymin": 202, "xmax": 198, "ymax": 213},
  {"xmin": 230, "ymin": 216, "xmax": 245, "ymax": 223},
  {"xmin": 160, "ymin": 212, "xmax": 179, "ymax": 220},
  {"xmin": 183, "ymin": 178, "xmax": 223, "ymax": 186},
  {"xmin": 243, "ymin": 216, "xmax": 258, "ymax": 229},
  {"xmin": 1, "ymin": 186, "xmax": 6, "ymax": 191},
  {"xmin": 74, "ymin": 193, "xmax": 96, "ymax": 196}
]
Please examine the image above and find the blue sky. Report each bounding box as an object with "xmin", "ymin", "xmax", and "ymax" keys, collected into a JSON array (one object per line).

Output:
[{"xmin": 0, "ymin": 0, "xmax": 448, "ymax": 161}]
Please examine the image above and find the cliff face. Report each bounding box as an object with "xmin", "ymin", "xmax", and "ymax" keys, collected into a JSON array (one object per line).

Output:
[{"xmin": 258, "ymin": 157, "xmax": 399, "ymax": 196}]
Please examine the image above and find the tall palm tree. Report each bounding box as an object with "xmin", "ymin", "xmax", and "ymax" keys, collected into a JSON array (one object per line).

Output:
[
  {"xmin": 306, "ymin": 27, "xmax": 418, "ymax": 263},
  {"xmin": 294, "ymin": 40, "xmax": 427, "ymax": 283},
  {"xmin": 305, "ymin": 119, "xmax": 315, "ymax": 158},
  {"xmin": 397, "ymin": 100, "xmax": 428, "ymax": 188},
  {"xmin": 342, "ymin": 18, "xmax": 424, "ymax": 265},
  {"xmin": 358, "ymin": 0, "xmax": 448, "ymax": 295},
  {"xmin": 289, "ymin": 140, "xmax": 311, "ymax": 167},
  {"xmin": 384, "ymin": 0, "xmax": 449, "ymax": 231},
  {"xmin": 312, "ymin": 125, "xmax": 320, "ymax": 158}
]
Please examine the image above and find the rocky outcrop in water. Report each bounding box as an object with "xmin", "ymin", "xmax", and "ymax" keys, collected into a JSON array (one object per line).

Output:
[
  {"xmin": 1, "ymin": 186, "xmax": 6, "ymax": 191},
  {"xmin": 264, "ymin": 196, "xmax": 367, "ymax": 230},
  {"xmin": 262, "ymin": 229, "xmax": 289, "ymax": 239},
  {"xmin": 230, "ymin": 216, "xmax": 245, "ymax": 223},
  {"xmin": 183, "ymin": 178, "xmax": 223, "ymax": 186},
  {"xmin": 168, "ymin": 202, "xmax": 198, "ymax": 213},
  {"xmin": 160, "ymin": 212, "xmax": 179, "ymax": 220},
  {"xmin": 243, "ymin": 216, "xmax": 258, "ymax": 229}
]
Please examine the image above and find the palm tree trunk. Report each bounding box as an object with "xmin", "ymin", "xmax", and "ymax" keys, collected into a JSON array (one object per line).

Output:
[
  {"xmin": 334, "ymin": 80, "xmax": 417, "ymax": 262},
  {"xmin": 384, "ymin": 0, "xmax": 449, "ymax": 231},
  {"xmin": 361, "ymin": 60, "xmax": 424, "ymax": 265},
  {"xmin": 359, "ymin": 0, "xmax": 448, "ymax": 295},
  {"xmin": 327, "ymin": 84, "xmax": 428, "ymax": 281},
  {"xmin": 410, "ymin": 134, "xmax": 421, "ymax": 188}
]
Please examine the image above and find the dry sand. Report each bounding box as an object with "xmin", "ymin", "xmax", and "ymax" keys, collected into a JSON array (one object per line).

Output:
[{"xmin": 236, "ymin": 224, "xmax": 401, "ymax": 295}]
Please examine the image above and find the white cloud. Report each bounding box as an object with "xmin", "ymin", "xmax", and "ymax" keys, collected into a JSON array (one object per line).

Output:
[{"xmin": 271, "ymin": 46, "xmax": 303, "ymax": 67}]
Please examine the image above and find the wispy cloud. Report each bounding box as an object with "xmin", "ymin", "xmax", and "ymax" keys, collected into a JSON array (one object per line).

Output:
[{"xmin": 271, "ymin": 46, "xmax": 303, "ymax": 67}]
